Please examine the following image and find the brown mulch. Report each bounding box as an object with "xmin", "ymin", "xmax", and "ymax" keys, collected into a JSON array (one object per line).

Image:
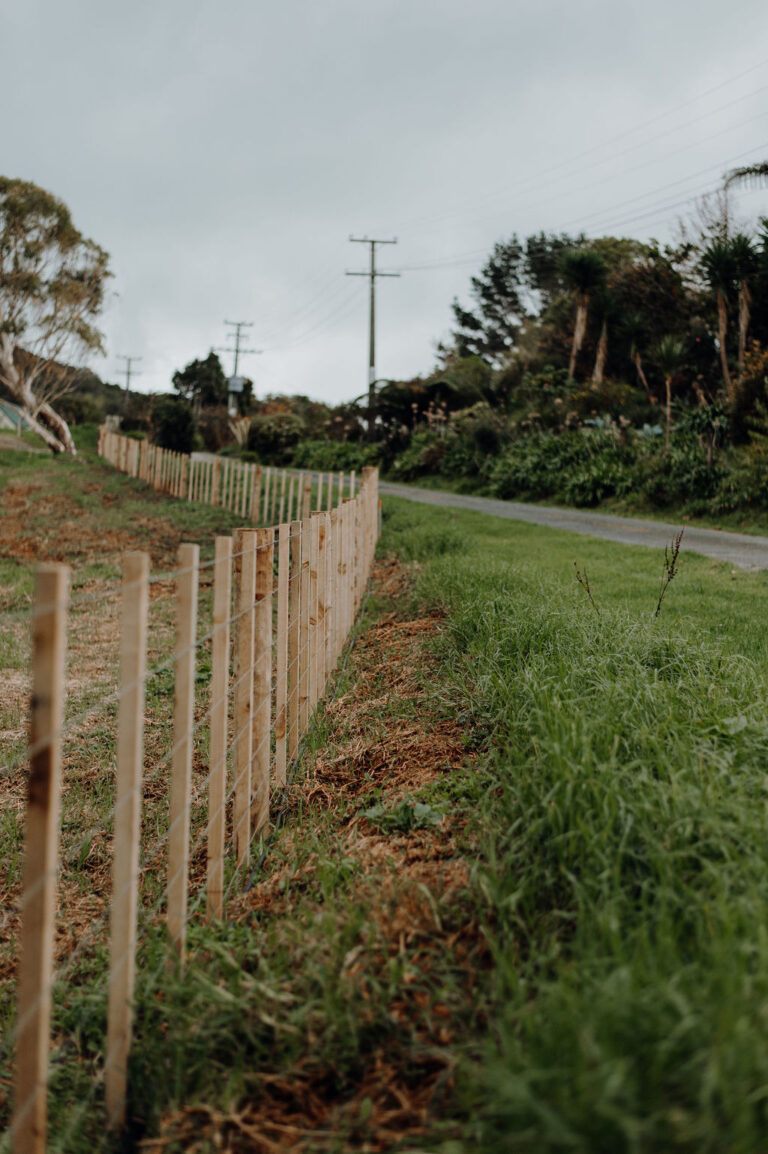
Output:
[{"xmin": 148, "ymin": 556, "xmax": 481, "ymax": 1153}]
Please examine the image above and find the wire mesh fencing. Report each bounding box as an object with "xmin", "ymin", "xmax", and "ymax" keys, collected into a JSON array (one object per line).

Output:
[{"xmin": 1, "ymin": 453, "xmax": 379, "ymax": 1153}]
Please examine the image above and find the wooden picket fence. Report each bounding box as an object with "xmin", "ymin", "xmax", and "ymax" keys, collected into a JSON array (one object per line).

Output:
[
  {"xmin": 6, "ymin": 444, "xmax": 379, "ymax": 1152},
  {"xmin": 98, "ymin": 428, "xmax": 357, "ymax": 523}
]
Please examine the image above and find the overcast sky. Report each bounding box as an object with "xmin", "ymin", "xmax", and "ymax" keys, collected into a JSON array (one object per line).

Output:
[{"xmin": 2, "ymin": 0, "xmax": 768, "ymax": 405}]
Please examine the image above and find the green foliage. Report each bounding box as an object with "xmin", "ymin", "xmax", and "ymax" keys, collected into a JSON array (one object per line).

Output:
[
  {"xmin": 361, "ymin": 799, "xmax": 446, "ymax": 833},
  {"xmin": 151, "ymin": 395, "xmax": 196, "ymax": 453},
  {"xmin": 290, "ymin": 438, "xmax": 378, "ymax": 472},
  {"xmin": 172, "ymin": 352, "xmax": 228, "ymax": 409},
  {"xmin": 245, "ymin": 411, "xmax": 306, "ymax": 463},
  {"xmin": 489, "ymin": 430, "xmax": 634, "ymax": 504}
]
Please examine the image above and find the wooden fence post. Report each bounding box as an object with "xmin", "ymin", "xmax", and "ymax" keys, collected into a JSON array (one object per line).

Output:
[
  {"xmin": 207, "ymin": 537, "xmax": 233, "ymax": 921},
  {"xmin": 12, "ymin": 564, "xmax": 70, "ymax": 1154},
  {"xmin": 105, "ymin": 551, "xmax": 150, "ymax": 1128},
  {"xmin": 278, "ymin": 470, "xmax": 287, "ymax": 525},
  {"xmin": 287, "ymin": 472, "xmax": 295, "ymax": 525},
  {"xmin": 262, "ymin": 468, "xmax": 271, "ymax": 524},
  {"xmin": 275, "ymin": 523, "xmax": 290, "ymax": 789},
  {"xmin": 287, "ymin": 521, "xmax": 301, "ymax": 762},
  {"xmin": 233, "ymin": 529, "xmax": 256, "ymax": 868},
  {"xmin": 316, "ymin": 514, "xmax": 327, "ymax": 700},
  {"xmin": 309, "ymin": 515, "xmax": 320, "ymax": 711},
  {"xmin": 298, "ymin": 518, "xmax": 311, "ymax": 737},
  {"xmin": 167, "ymin": 544, "xmax": 199, "ymax": 965},
  {"xmin": 252, "ymin": 529, "xmax": 274, "ymax": 834},
  {"xmin": 325, "ymin": 511, "xmax": 335, "ymax": 689},
  {"xmin": 252, "ymin": 465, "xmax": 262, "ymax": 524}
]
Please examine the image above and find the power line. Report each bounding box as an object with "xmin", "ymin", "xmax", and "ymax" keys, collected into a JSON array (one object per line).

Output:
[{"xmin": 346, "ymin": 236, "xmax": 400, "ymax": 439}]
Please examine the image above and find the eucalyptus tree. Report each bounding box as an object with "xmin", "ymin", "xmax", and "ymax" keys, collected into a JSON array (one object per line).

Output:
[
  {"xmin": 561, "ymin": 249, "xmax": 606, "ymax": 379},
  {"xmin": 0, "ymin": 177, "xmax": 111, "ymax": 453}
]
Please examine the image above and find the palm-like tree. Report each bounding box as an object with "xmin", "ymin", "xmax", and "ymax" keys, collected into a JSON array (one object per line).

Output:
[
  {"xmin": 654, "ymin": 335, "xmax": 686, "ymax": 454},
  {"xmin": 561, "ymin": 249, "xmax": 606, "ymax": 379},
  {"xmin": 620, "ymin": 311, "xmax": 653, "ymax": 398},
  {"xmin": 728, "ymin": 233, "xmax": 758, "ymax": 374},
  {"xmin": 700, "ymin": 240, "xmax": 737, "ymax": 402}
]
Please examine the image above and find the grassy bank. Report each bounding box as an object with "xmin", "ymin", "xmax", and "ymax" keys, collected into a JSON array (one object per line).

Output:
[
  {"xmin": 383, "ymin": 497, "xmax": 768, "ymax": 1151},
  {"xmin": 3, "ymin": 441, "xmax": 768, "ymax": 1150}
]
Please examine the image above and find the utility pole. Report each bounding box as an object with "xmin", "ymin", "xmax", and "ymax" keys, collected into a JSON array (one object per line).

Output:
[
  {"xmin": 117, "ymin": 355, "xmax": 142, "ymax": 413},
  {"xmin": 346, "ymin": 236, "xmax": 399, "ymax": 440},
  {"xmin": 215, "ymin": 320, "xmax": 261, "ymax": 415}
]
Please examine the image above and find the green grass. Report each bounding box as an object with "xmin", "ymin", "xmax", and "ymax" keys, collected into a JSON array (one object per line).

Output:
[
  {"xmin": 380, "ymin": 496, "xmax": 768, "ymax": 1151},
  {"xmin": 385, "ymin": 471, "xmax": 768, "ymax": 537},
  {"xmin": 5, "ymin": 448, "xmax": 768, "ymax": 1151}
]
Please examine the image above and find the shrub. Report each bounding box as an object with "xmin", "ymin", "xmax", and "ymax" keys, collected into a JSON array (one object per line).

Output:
[
  {"xmin": 246, "ymin": 412, "xmax": 306, "ymax": 464},
  {"xmin": 290, "ymin": 439, "xmax": 379, "ymax": 472},
  {"xmin": 151, "ymin": 396, "xmax": 196, "ymax": 453}
]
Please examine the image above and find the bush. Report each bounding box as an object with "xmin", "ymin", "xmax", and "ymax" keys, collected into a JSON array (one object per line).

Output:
[
  {"xmin": 489, "ymin": 430, "xmax": 635, "ymax": 502},
  {"xmin": 246, "ymin": 412, "xmax": 306, "ymax": 464},
  {"xmin": 151, "ymin": 396, "xmax": 196, "ymax": 453},
  {"xmin": 290, "ymin": 439, "xmax": 379, "ymax": 472},
  {"xmin": 640, "ymin": 438, "xmax": 724, "ymax": 506}
]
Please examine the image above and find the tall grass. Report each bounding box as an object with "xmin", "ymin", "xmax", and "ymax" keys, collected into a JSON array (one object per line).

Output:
[{"xmin": 387, "ymin": 498, "xmax": 768, "ymax": 1152}]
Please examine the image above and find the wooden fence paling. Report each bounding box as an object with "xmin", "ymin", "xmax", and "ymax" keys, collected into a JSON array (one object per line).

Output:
[
  {"xmin": 309, "ymin": 515, "xmax": 320, "ymax": 711},
  {"xmin": 270, "ymin": 469, "xmax": 278, "ymax": 524},
  {"xmin": 275, "ymin": 523, "xmax": 290, "ymax": 789},
  {"xmin": 278, "ymin": 470, "xmax": 287, "ymax": 525},
  {"xmin": 317, "ymin": 514, "xmax": 328, "ymax": 697},
  {"xmin": 325, "ymin": 511, "xmax": 335, "ymax": 689},
  {"xmin": 298, "ymin": 519, "xmax": 311, "ymax": 737},
  {"xmin": 12, "ymin": 564, "xmax": 70, "ymax": 1154},
  {"xmin": 317, "ymin": 473, "xmax": 324, "ymax": 513},
  {"xmin": 253, "ymin": 529, "xmax": 274, "ymax": 834},
  {"xmin": 207, "ymin": 536, "xmax": 233, "ymax": 921},
  {"xmin": 105, "ymin": 551, "xmax": 150, "ymax": 1128},
  {"xmin": 212, "ymin": 459, "xmax": 222, "ymax": 507},
  {"xmin": 167, "ymin": 543, "xmax": 199, "ymax": 965},
  {"xmin": 252, "ymin": 466, "xmax": 262, "ymax": 525},
  {"xmin": 241, "ymin": 464, "xmax": 250, "ymax": 518},
  {"xmin": 302, "ymin": 473, "xmax": 312, "ymax": 521},
  {"xmin": 287, "ymin": 472, "xmax": 295, "ymax": 525},
  {"xmin": 262, "ymin": 467, "xmax": 271, "ymax": 524},
  {"xmin": 349, "ymin": 470, "xmax": 355, "ymax": 499},
  {"xmin": 233, "ymin": 529, "xmax": 257, "ymax": 867},
  {"xmin": 287, "ymin": 520, "xmax": 302, "ymax": 762}
]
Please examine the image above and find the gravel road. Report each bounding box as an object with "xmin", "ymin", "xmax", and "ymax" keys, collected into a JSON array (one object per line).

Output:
[{"xmin": 380, "ymin": 482, "xmax": 768, "ymax": 571}]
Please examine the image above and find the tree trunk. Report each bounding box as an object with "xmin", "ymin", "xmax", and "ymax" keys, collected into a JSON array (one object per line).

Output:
[
  {"xmin": 717, "ymin": 288, "xmax": 733, "ymax": 402},
  {"xmin": 664, "ymin": 373, "xmax": 672, "ymax": 455},
  {"xmin": 568, "ymin": 293, "xmax": 589, "ymax": 379},
  {"xmin": 591, "ymin": 319, "xmax": 608, "ymax": 387},
  {"xmin": 632, "ymin": 350, "xmax": 652, "ymax": 398},
  {"xmin": 0, "ymin": 333, "xmax": 75, "ymax": 454},
  {"xmin": 738, "ymin": 279, "xmax": 751, "ymax": 376}
]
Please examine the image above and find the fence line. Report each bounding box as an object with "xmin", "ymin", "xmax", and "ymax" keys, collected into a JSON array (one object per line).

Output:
[
  {"xmin": 6, "ymin": 446, "xmax": 379, "ymax": 1150},
  {"xmin": 97, "ymin": 428, "xmax": 355, "ymax": 522}
]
